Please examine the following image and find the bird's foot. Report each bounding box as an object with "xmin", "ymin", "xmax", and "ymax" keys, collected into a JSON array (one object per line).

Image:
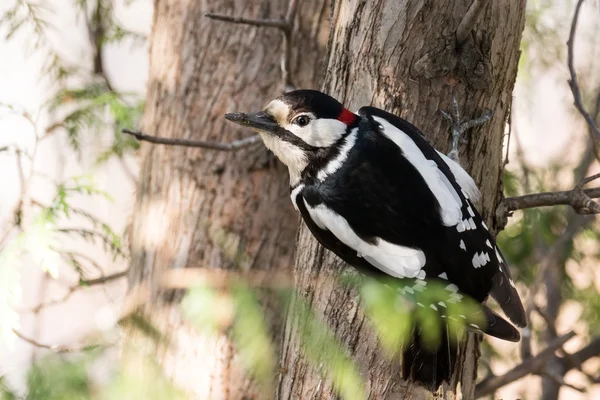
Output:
[{"xmin": 440, "ymin": 96, "xmax": 493, "ymax": 164}]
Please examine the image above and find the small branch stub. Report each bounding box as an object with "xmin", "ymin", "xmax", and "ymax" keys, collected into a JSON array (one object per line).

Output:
[
  {"xmin": 456, "ymin": 0, "xmax": 491, "ymax": 46},
  {"xmin": 206, "ymin": 0, "xmax": 298, "ymax": 90}
]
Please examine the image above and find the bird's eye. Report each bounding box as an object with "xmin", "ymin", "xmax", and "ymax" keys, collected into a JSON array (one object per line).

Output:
[{"xmin": 294, "ymin": 115, "xmax": 310, "ymax": 127}]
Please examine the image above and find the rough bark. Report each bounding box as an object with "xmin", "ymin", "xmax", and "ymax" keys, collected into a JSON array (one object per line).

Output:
[
  {"xmin": 126, "ymin": 1, "xmax": 328, "ymax": 399},
  {"xmin": 278, "ymin": 1, "xmax": 526, "ymax": 399}
]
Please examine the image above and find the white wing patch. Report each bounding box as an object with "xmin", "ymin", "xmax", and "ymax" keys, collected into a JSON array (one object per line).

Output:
[
  {"xmin": 374, "ymin": 116, "xmax": 462, "ymax": 227},
  {"xmin": 303, "ymin": 200, "xmax": 426, "ymax": 278},
  {"xmin": 436, "ymin": 151, "xmax": 481, "ymax": 203}
]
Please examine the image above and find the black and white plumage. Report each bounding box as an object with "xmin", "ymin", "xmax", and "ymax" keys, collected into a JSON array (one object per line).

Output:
[{"xmin": 225, "ymin": 90, "xmax": 526, "ymax": 389}]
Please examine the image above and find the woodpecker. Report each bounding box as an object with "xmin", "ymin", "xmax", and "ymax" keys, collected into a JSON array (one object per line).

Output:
[{"xmin": 224, "ymin": 90, "xmax": 526, "ymax": 389}]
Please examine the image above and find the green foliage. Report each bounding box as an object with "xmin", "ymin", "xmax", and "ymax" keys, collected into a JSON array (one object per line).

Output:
[
  {"xmin": 183, "ymin": 282, "xmax": 277, "ymax": 390},
  {"xmin": 0, "ymin": 175, "xmax": 123, "ymax": 353},
  {"xmin": 1, "ymin": 1, "xmax": 146, "ymax": 162},
  {"xmin": 46, "ymin": 176, "xmax": 125, "ymax": 262},
  {"xmin": 361, "ymin": 278, "xmax": 483, "ymax": 352},
  {"xmin": 183, "ymin": 282, "xmax": 367, "ymax": 399},
  {"xmin": 520, "ymin": 0, "xmax": 568, "ymax": 82},
  {"xmin": 283, "ymin": 291, "xmax": 366, "ymax": 400},
  {"xmin": 48, "ymin": 84, "xmax": 144, "ymax": 160},
  {"xmin": 0, "ymin": 0, "xmax": 53, "ymax": 47},
  {"xmin": 101, "ymin": 354, "xmax": 187, "ymax": 400},
  {"xmin": 360, "ymin": 279, "xmax": 413, "ymax": 353},
  {"xmin": 26, "ymin": 356, "xmax": 91, "ymax": 400},
  {"xmin": 231, "ymin": 285, "xmax": 277, "ymax": 387},
  {"xmin": 0, "ymin": 349, "xmax": 186, "ymax": 400},
  {"xmin": 182, "ymin": 275, "xmax": 488, "ymax": 400},
  {"xmin": 0, "ymin": 376, "xmax": 17, "ymax": 400}
]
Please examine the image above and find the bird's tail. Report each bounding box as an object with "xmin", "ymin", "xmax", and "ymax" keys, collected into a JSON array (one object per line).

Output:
[
  {"xmin": 401, "ymin": 325, "xmax": 457, "ymax": 390},
  {"xmin": 401, "ymin": 304, "xmax": 520, "ymax": 389}
]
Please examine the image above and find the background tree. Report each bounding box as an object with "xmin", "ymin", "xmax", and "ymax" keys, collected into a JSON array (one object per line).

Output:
[{"xmin": 125, "ymin": 0, "xmax": 328, "ymax": 398}]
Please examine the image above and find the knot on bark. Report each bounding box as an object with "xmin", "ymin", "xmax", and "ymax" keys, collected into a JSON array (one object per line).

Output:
[{"xmin": 411, "ymin": 36, "xmax": 491, "ymax": 90}]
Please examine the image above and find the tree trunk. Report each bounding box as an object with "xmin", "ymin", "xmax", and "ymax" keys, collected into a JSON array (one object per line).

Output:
[
  {"xmin": 278, "ymin": 1, "xmax": 526, "ymax": 399},
  {"xmin": 126, "ymin": 1, "xmax": 328, "ymax": 398}
]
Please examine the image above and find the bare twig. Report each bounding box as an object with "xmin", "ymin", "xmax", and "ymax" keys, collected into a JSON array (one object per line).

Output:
[
  {"xmin": 567, "ymin": 0, "xmax": 600, "ymax": 142},
  {"xmin": 25, "ymin": 270, "xmax": 128, "ymax": 313},
  {"xmin": 82, "ymin": 269, "xmax": 128, "ymax": 286},
  {"xmin": 161, "ymin": 268, "xmax": 293, "ymax": 289},
  {"xmin": 12, "ymin": 329, "xmax": 102, "ymax": 353},
  {"xmin": 206, "ymin": 0, "xmax": 298, "ymax": 90},
  {"xmin": 475, "ymin": 331, "xmax": 577, "ymax": 398},
  {"xmin": 204, "ymin": 13, "xmax": 288, "ymax": 30},
  {"xmin": 541, "ymin": 370, "xmax": 586, "ymax": 393},
  {"xmin": 456, "ymin": 0, "xmax": 491, "ymax": 46},
  {"xmin": 534, "ymin": 304, "xmax": 558, "ymax": 336},
  {"xmin": 500, "ymin": 179, "xmax": 600, "ymax": 216},
  {"xmin": 566, "ymin": 337, "xmax": 600, "ymax": 368},
  {"xmin": 122, "ymin": 129, "xmax": 261, "ymax": 151}
]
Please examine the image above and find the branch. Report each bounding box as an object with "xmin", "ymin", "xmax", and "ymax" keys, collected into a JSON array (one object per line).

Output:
[
  {"xmin": 565, "ymin": 337, "xmax": 600, "ymax": 368},
  {"xmin": 475, "ymin": 331, "xmax": 577, "ymax": 398},
  {"xmin": 12, "ymin": 329, "xmax": 102, "ymax": 353},
  {"xmin": 122, "ymin": 129, "xmax": 261, "ymax": 151},
  {"xmin": 204, "ymin": 13, "xmax": 288, "ymax": 30},
  {"xmin": 541, "ymin": 370, "xmax": 586, "ymax": 393},
  {"xmin": 161, "ymin": 268, "xmax": 292, "ymax": 289},
  {"xmin": 567, "ymin": 0, "xmax": 600, "ymax": 142},
  {"xmin": 456, "ymin": 0, "xmax": 490, "ymax": 46},
  {"xmin": 25, "ymin": 269, "xmax": 128, "ymax": 313},
  {"xmin": 499, "ymin": 173, "xmax": 600, "ymax": 216},
  {"xmin": 206, "ymin": 0, "xmax": 298, "ymax": 90},
  {"xmin": 81, "ymin": 269, "xmax": 128, "ymax": 286}
]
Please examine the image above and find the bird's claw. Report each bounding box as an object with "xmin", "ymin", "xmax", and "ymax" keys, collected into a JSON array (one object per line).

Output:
[{"xmin": 440, "ymin": 96, "xmax": 493, "ymax": 164}]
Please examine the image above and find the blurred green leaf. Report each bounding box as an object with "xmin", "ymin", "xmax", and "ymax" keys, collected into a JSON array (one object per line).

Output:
[
  {"xmin": 101, "ymin": 353, "xmax": 187, "ymax": 400},
  {"xmin": 26, "ymin": 355, "xmax": 91, "ymax": 400},
  {"xmin": 284, "ymin": 292, "xmax": 366, "ymax": 400},
  {"xmin": 182, "ymin": 285, "xmax": 231, "ymax": 334},
  {"xmin": 0, "ymin": 376, "xmax": 17, "ymax": 400},
  {"xmin": 360, "ymin": 279, "xmax": 412, "ymax": 353},
  {"xmin": 231, "ymin": 284, "xmax": 276, "ymax": 388}
]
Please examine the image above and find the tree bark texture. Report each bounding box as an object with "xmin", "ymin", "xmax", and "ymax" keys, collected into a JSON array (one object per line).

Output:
[
  {"xmin": 278, "ymin": 1, "xmax": 526, "ymax": 399},
  {"xmin": 127, "ymin": 1, "xmax": 328, "ymax": 399}
]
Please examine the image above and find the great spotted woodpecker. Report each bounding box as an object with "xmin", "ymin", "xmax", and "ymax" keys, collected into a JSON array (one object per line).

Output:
[{"xmin": 225, "ymin": 90, "xmax": 526, "ymax": 389}]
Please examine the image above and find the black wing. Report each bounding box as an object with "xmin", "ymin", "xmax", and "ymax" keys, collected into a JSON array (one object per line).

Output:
[{"xmin": 357, "ymin": 106, "xmax": 526, "ymax": 327}]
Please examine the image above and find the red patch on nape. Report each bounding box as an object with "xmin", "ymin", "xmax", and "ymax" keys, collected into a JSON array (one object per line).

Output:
[{"xmin": 337, "ymin": 107, "xmax": 357, "ymax": 126}]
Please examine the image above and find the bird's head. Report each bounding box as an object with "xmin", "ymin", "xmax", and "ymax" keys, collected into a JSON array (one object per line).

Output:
[{"xmin": 224, "ymin": 90, "xmax": 359, "ymax": 184}]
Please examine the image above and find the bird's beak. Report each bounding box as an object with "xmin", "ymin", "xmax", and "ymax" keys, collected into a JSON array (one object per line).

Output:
[{"xmin": 224, "ymin": 111, "xmax": 279, "ymax": 133}]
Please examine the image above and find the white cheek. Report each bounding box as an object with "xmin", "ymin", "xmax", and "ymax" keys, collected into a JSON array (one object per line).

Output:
[{"xmin": 284, "ymin": 119, "xmax": 348, "ymax": 147}]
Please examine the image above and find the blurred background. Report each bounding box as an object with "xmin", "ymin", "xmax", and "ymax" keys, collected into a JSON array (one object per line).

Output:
[{"xmin": 0, "ymin": 0, "xmax": 599, "ymax": 399}]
